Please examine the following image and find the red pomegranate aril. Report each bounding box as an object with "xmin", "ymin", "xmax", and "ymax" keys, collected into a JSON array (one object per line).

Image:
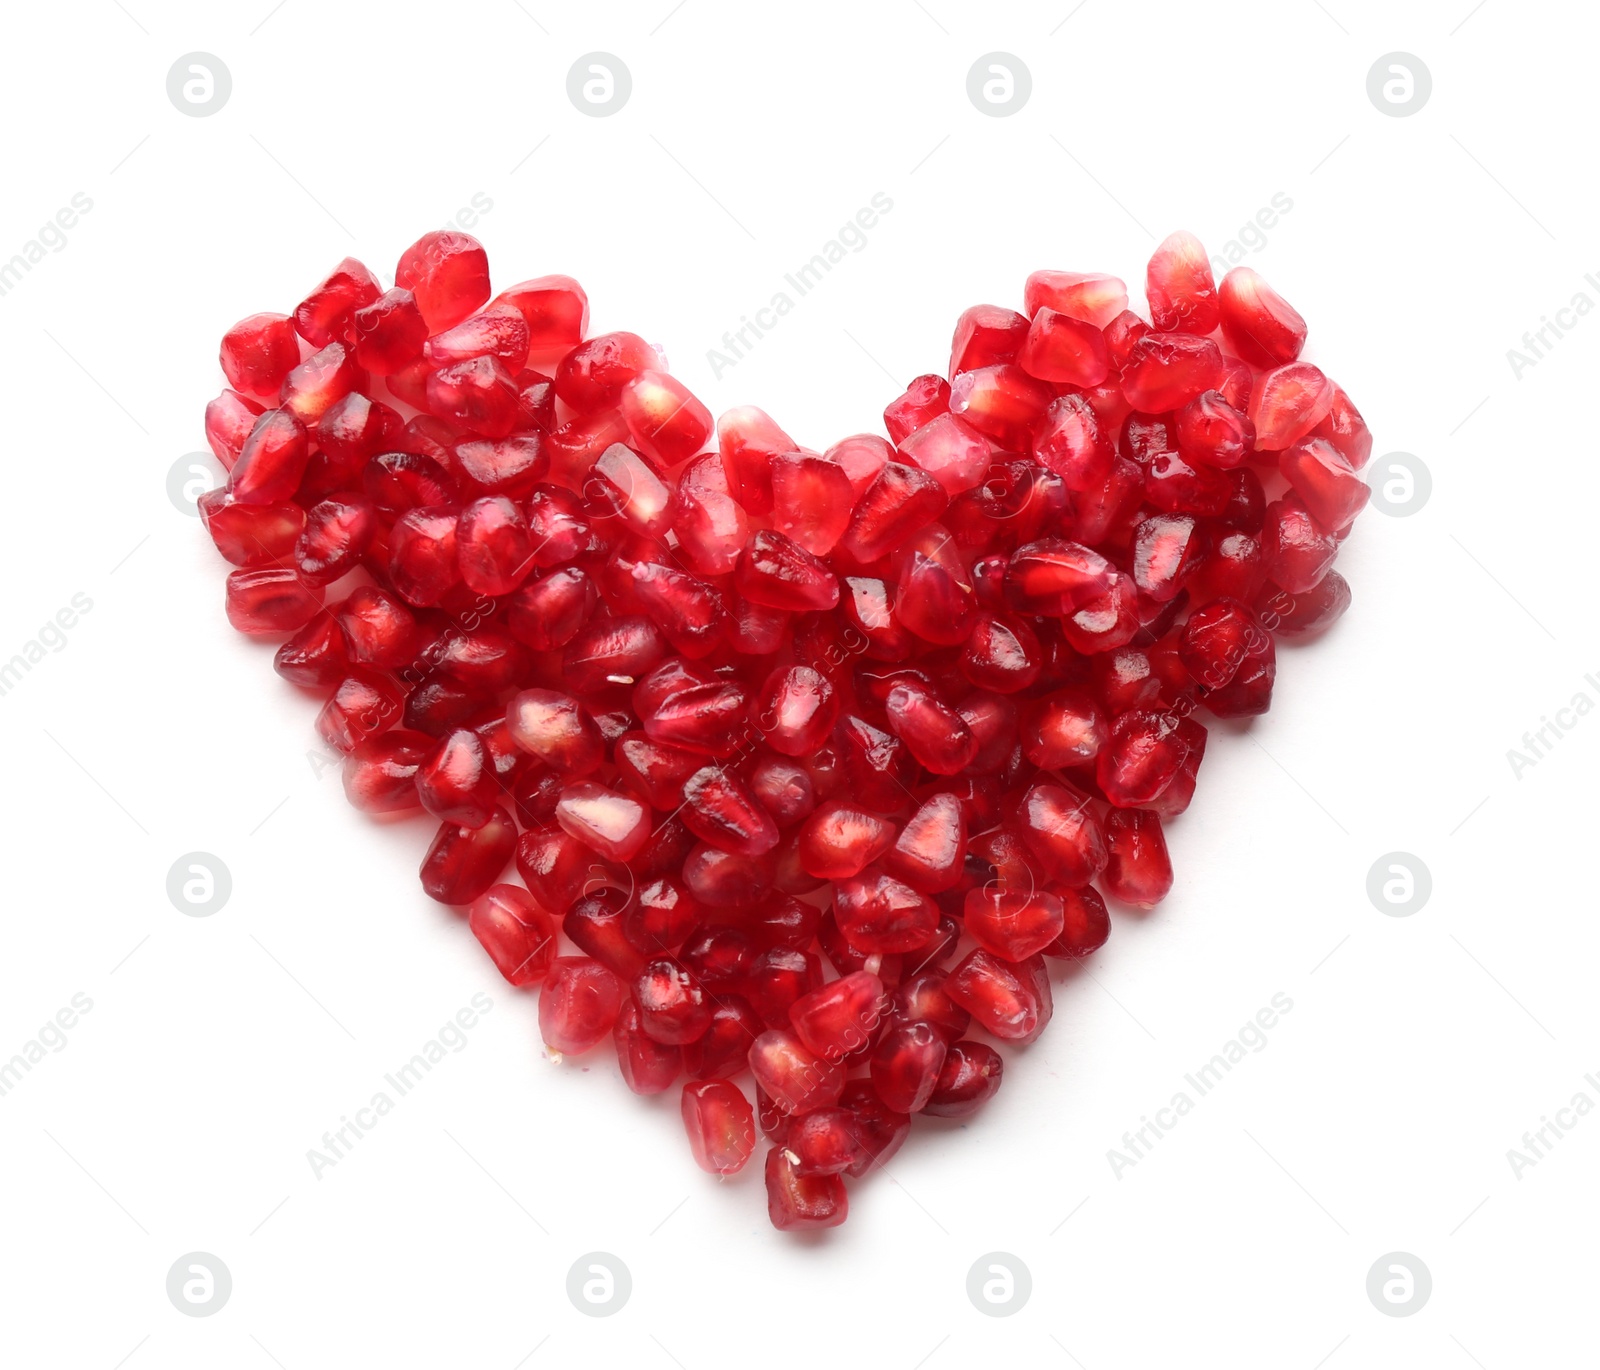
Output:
[
  {"xmin": 420, "ymin": 805, "xmax": 516, "ymax": 905},
  {"xmin": 620, "ymin": 370, "xmax": 712, "ymax": 467},
  {"xmin": 1187, "ymin": 531, "xmax": 1267, "ymax": 607},
  {"xmin": 681, "ymin": 1080, "xmax": 756, "ymax": 1174},
  {"xmin": 1012, "ymin": 779, "xmax": 1108, "ymax": 888},
  {"xmin": 295, "ymin": 257, "xmax": 382, "ymax": 348},
  {"xmin": 893, "ymin": 971, "xmax": 972, "ymax": 1041},
  {"xmin": 1146, "ymin": 230, "xmax": 1220, "ymax": 335},
  {"xmin": 1279, "ymin": 437, "xmax": 1370, "ymax": 534},
  {"xmin": 230, "ymin": 408, "xmax": 310, "ymax": 506},
  {"xmin": 556, "ymin": 331, "xmax": 655, "ymax": 412},
  {"xmin": 945, "ymin": 950, "xmax": 1052, "ymax": 1045},
  {"xmin": 198, "ymin": 491, "xmax": 304, "ymax": 567},
  {"xmin": 898, "ymin": 412, "xmax": 991, "ymax": 497},
  {"xmin": 363, "ymin": 450, "xmax": 456, "ymax": 515},
  {"xmin": 838, "ymin": 462, "xmax": 949, "ymax": 565},
  {"xmin": 280, "ymin": 342, "xmax": 364, "ymax": 425},
  {"xmin": 871, "ymin": 1020, "xmax": 946, "ymax": 1114},
  {"xmin": 1180, "ymin": 597, "xmax": 1262, "ymax": 689},
  {"xmin": 614, "ymin": 1001, "xmax": 683, "ymax": 1095},
  {"xmin": 833, "ymin": 868, "xmax": 939, "ymax": 955},
  {"xmin": 220, "ymin": 313, "xmax": 301, "ymax": 401},
  {"xmin": 554, "ymin": 781, "xmax": 651, "ymax": 864},
  {"xmin": 333, "ymin": 586, "xmax": 417, "ymax": 669},
  {"xmin": 388, "ymin": 507, "xmax": 461, "ymax": 607},
  {"xmin": 765, "ymin": 1146, "xmax": 847, "ymax": 1231},
  {"xmin": 882, "ymin": 792, "xmax": 965, "ymax": 894},
  {"xmin": 491, "ymin": 275, "xmax": 588, "ymax": 354},
  {"xmin": 505, "ymin": 569, "xmax": 594, "ymax": 654},
  {"xmin": 1263, "ymin": 494, "xmax": 1339, "ymax": 594},
  {"xmin": 1017, "ymin": 307, "xmax": 1111, "ymax": 387},
  {"xmin": 682, "ymin": 996, "xmax": 762, "ymax": 1081},
  {"xmin": 785, "ymin": 1108, "xmax": 867, "ymax": 1177},
  {"xmin": 1258, "ymin": 570, "xmax": 1353, "ymax": 636},
  {"xmin": 205, "ymin": 389, "xmax": 264, "ymax": 467},
  {"xmin": 352, "ymin": 287, "xmax": 427, "ymax": 374},
  {"xmin": 452, "ymin": 496, "xmax": 532, "ymax": 597},
  {"xmin": 394, "ymin": 230, "xmax": 490, "ymax": 332},
  {"xmin": 341, "ymin": 728, "xmax": 429, "ymax": 813},
  {"xmin": 292, "ymin": 497, "xmax": 375, "ymax": 585},
  {"xmin": 415, "ymin": 727, "xmax": 499, "ymax": 828},
  {"xmin": 838, "ymin": 1079, "xmax": 911, "ymax": 1175},
  {"xmin": 884, "ymin": 374, "xmax": 951, "ymax": 445},
  {"xmin": 1175, "ymin": 390, "xmax": 1254, "ymax": 469},
  {"xmin": 961, "ymin": 614, "xmax": 1041, "ymax": 694},
  {"xmin": 1120, "ymin": 332, "xmax": 1223, "ymax": 413},
  {"xmin": 1018, "ymin": 689, "xmax": 1104, "ymax": 770},
  {"xmin": 503, "ymin": 688, "xmax": 602, "ymax": 775},
  {"xmin": 796, "ymin": 800, "xmax": 896, "ymax": 881},
  {"xmin": 1131, "ymin": 513, "xmax": 1205, "ymax": 603},
  {"xmin": 563, "ymin": 889, "xmax": 648, "ymax": 980},
  {"xmin": 883, "ymin": 679, "xmax": 977, "ymax": 775},
  {"xmin": 736, "ymin": 530, "xmax": 840, "ymax": 612},
  {"xmin": 1219, "ymin": 266, "xmax": 1307, "ymax": 369},
  {"xmin": 274, "ymin": 614, "xmax": 350, "ymax": 690},
  {"xmin": 1310, "ymin": 384, "xmax": 1372, "ymax": 469},
  {"xmin": 770, "ymin": 451, "xmax": 855, "ymax": 554},
  {"xmin": 538, "ymin": 956, "xmax": 624, "ymax": 1055},
  {"xmin": 673, "ymin": 452, "xmax": 750, "ymax": 576},
  {"xmin": 468, "ymin": 883, "xmax": 556, "ymax": 986},
  {"xmin": 949, "ymin": 303, "xmax": 1029, "ymax": 376},
  {"xmin": 633, "ymin": 958, "xmax": 712, "ymax": 1045},
  {"xmin": 515, "ymin": 825, "xmax": 614, "ymax": 915},
  {"xmin": 749, "ymin": 756, "xmax": 818, "ymax": 829},
  {"xmin": 965, "ymin": 886, "xmax": 1065, "ymax": 962},
  {"xmin": 432, "ymin": 627, "xmax": 526, "ymax": 695},
  {"xmin": 621, "ymin": 875, "xmax": 701, "ymax": 955},
  {"xmin": 1250, "ymin": 362, "xmax": 1336, "ymax": 450},
  {"xmin": 749, "ymin": 1029, "xmax": 845, "ymax": 1114},
  {"xmin": 947, "ymin": 364, "xmax": 1052, "ymax": 449},
  {"xmin": 1096, "ymin": 709, "xmax": 1189, "ymax": 808},
  {"xmin": 1101, "ymin": 807, "xmax": 1173, "ymax": 908},
  {"xmin": 1024, "ymin": 270, "xmax": 1128, "ymax": 327},
  {"xmin": 789, "ymin": 971, "xmax": 886, "ymax": 1061},
  {"xmin": 315, "ymin": 669, "xmax": 403, "ymax": 752},
  {"xmin": 1034, "ymin": 394, "xmax": 1114, "ymax": 492},
  {"xmin": 1005, "ymin": 538, "xmax": 1113, "ymax": 615},
  {"xmin": 1044, "ymin": 885, "xmax": 1111, "ymax": 959},
  {"xmin": 224, "ymin": 566, "xmax": 322, "ymax": 634},
  {"xmin": 923, "ymin": 1040, "xmax": 1004, "ymax": 1118},
  {"xmin": 454, "ymin": 433, "xmax": 547, "ymax": 499},
  {"xmin": 426, "ymin": 356, "xmax": 519, "ymax": 438},
  {"xmin": 840, "ymin": 577, "xmax": 912, "ymax": 661},
  {"xmin": 423, "ymin": 306, "xmax": 529, "ymax": 374},
  {"xmin": 894, "ymin": 526, "xmax": 977, "ymax": 647},
  {"xmin": 682, "ymin": 766, "xmax": 779, "ymax": 857},
  {"xmin": 747, "ymin": 946, "xmax": 824, "ymax": 1030},
  {"xmin": 684, "ymin": 841, "xmax": 777, "ymax": 907}
]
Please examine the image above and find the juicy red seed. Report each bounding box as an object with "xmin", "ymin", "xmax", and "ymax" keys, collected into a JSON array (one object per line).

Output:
[
  {"xmin": 681, "ymin": 766, "xmax": 779, "ymax": 857},
  {"xmin": 899, "ymin": 412, "xmax": 992, "ymax": 496},
  {"xmin": 388, "ymin": 506, "xmax": 461, "ymax": 607},
  {"xmin": 199, "ymin": 491, "xmax": 304, "ymax": 567},
  {"xmin": 1219, "ymin": 266, "xmax": 1307, "ymax": 368},
  {"xmin": 423, "ymin": 305, "xmax": 530, "ymax": 373},
  {"xmin": 884, "ymin": 793, "xmax": 966, "ymax": 893},
  {"xmin": 294, "ymin": 497, "xmax": 376, "ymax": 585},
  {"xmin": 785, "ymin": 1108, "xmax": 867, "ymax": 1176},
  {"xmin": 749, "ymin": 1029, "xmax": 845, "ymax": 1115},
  {"xmin": 538, "ymin": 956, "xmax": 624, "ymax": 1054},
  {"xmin": 1263, "ymin": 494, "xmax": 1340, "ymax": 594},
  {"xmin": 457, "ymin": 496, "xmax": 535, "ymax": 597},
  {"xmin": 838, "ymin": 1079, "xmax": 911, "ymax": 1175},
  {"xmin": 945, "ymin": 950, "xmax": 1052, "ymax": 1044},
  {"xmin": 633, "ymin": 958, "xmax": 712, "ymax": 1045},
  {"xmin": 884, "ymin": 373, "xmax": 951, "ymax": 445},
  {"xmin": 341, "ymin": 728, "xmax": 429, "ymax": 813},
  {"xmin": 280, "ymin": 342, "xmax": 365, "ymax": 425},
  {"xmin": 684, "ymin": 996, "xmax": 763, "ymax": 1080},
  {"xmin": 884, "ymin": 679, "xmax": 977, "ymax": 775},
  {"xmin": 557, "ymin": 331, "xmax": 657, "ymax": 412},
  {"xmin": 736, "ymin": 530, "xmax": 840, "ymax": 612},
  {"xmin": 416, "ymin": 727, "xmax": 500, "ymax": 828},
  {"xmin": 828, "ymin": 433, "xmax": 894, "ymax": 496},
  {"xmin": 838, "ymin": 462, "xmax": 949, "ymax": 564},
  {"xmin": 333, "ymin": 586, "xmax": 418, "ymax": 668},
  {"xmin": 1175, "ymin": 390, "xmax": 1254, "ymax": 469},
  {"xmin": 506, "ymin": 689, "xmax": 604, "ymax": 775},
  {"xmin": 1018, "ymin": 307, "xmax": 1111, "ymax": 387},
  {"xmin": 949, "ymin": 303, "xmax": 1030, "ymax": 376},
  {"xmin": 1101, "ymin": 808, "xmax": 1173, "ymax": 908},
  {"xmin": 1180, "ymin": 598, "xmax": 1265, "ymax": 689},
  {"xmin": 615, "ymin": 1001, "xmax": 683, "ymax": 1095},
  {"xmin": 1034, "ymin": 394, "xmax": 1114, "ymax": 491},
  {"xmin": 871, "ymin": 1020, "xmax": 947, "ymax": 1113},
  {"xmin": 220, "ymin": 313, "xmax": 300, "ymax": 400},
  {"xmin": 621, "ymin": 369, "xmax": 712, "ymax": 467},
  {"xmin": 419, "ymin": 806, "xmax": 517, "ymax": 905},
  {"xmin": 427, "ymin": 356, "xmax": 520, "ymax": 438},
  {"xmin": 789, "ymin": 971, "xmax": 886, "ymax": 1060},
  {"xmin": 1096, "ymin": 710, "xmax": 1189, "ymax": 808},
  {"xmin": 1024, "ymin": 270, "xmax": 1128, "ymax": 327},
  {"xmin": 833, "ymin": 868, "xmax": 939, "ymax": 955},
  {"xmin": 230, "ymin": 408, "xmax": 310, "ymax": 506},
  {"xmin": 395, "ymin": 230, "xmax": 490, "ymax": 332},
  {"xmin": 505, "ymin": 568, "xmax": 595, "ymax": 652},
  {"xmin": 1120, "ymin": 332, "xmax": 1223, "ymax": 413},
  {"xmin": 747, "ymin": 946, "xmax": 824, "ymax": 1030},
  {"xmin": 964, "ymin": 886, "xmax": 1065, "ymax": 962},
  {"xmin": 1146, "ymin": 230, "xmax": 1219, "ymax": 335},
  {"xmin": 295, "ymin": 257, "xmax": 382, "ymax": 347},
  {"xmin": 682, "ymin": 1080, "xmax": 757, "ymax": 1174},
  {"xmin": 1011, "ymin": 780, "xmax": 1108, "ymax": 888},
  {"xmin": 492, "ymin": 275, "xmax": 588, "ymax": 353},
  {"xmin": 225, "ymin": 566, "xmax": 322, "ymax": 634},
  {"xmin": 799, "ymin": 801, "xmax": 896, "ymax": 881},
  {"xmin": 205, "ymin": 389, "xmax": 264, "ymax": 467},
  {"xmin": 1250, "ymin": 362, "xmax": 1335, "ymax": 451},
  {"xmin": 468, "ymin": 883, "xmax": 556, "ymax": 986},
  {"xmin": 555, "ymin": 781, "xmax": 652, "ymax": 864},
  {"xmin": 948, "ymin": 364, "xmax": 1052, "ymax": 449},
  {"xmin": 892, "ymin": 972, "xmax": 972, "ymax": 1041},
  {"xmin": 1279, "ymin": 437, "xmax": 1370, "ymax": 534},
  {"xmin": 748, "ymin": 756, "xmax": 817, "ymax": 828},
  {"xmin": 352, "ymin": 288, "xmax": 428, "ymax": 374},
  {"xmin": 770, "ymin": 452, "xmax": 855, "ymax": 555},
  {"xmin": 316, "ymin": 670, "xmax": 403, "ymax": 752},
  {"xmin": 923, "ymin": 1040, "xmax": 1004, "ymax": 1118},
  {"xmin": 1311, "ymin": 385, "xmax": 1372, "ymax": 469},
  {"xmin": 1045, "ymin": 886, "xmax": 1111, "ymax": 959},
  {"xmin": 1019, "ymin": 689, "xmax": 1105, "ymax": 769},
  {"xmin": 1005, "ymin": 538, "xmax": 1114, "ymax": 616},
  {"xmin": 765, "ymin": 1146, "xmax": 847, "ymax": 1231},
  {"xmin": 1258, "ymin": 572, "xmax": 1353, "ymax": 636}
]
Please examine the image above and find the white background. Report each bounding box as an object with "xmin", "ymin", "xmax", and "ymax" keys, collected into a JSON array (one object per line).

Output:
[{"xmin": 0, "ymin": 0, "xmax": 1594, "ymax": 1365}]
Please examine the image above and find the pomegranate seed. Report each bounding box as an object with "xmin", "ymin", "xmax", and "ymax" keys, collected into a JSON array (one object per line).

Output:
[
  {"xmin": 884, "ymin": 374, "xmax": 951, "ymax": 445},
  {"xmin": 736, "ymin": 531, "xmax": 840, "ymax": 612},
  {"xmin": 225, "ymin": 566, "xmax": 322, "ymax": 634},
  {"xmin": 614, "ymin": 1001, "xmax": 683, "ymax": 1095},
  {"xmin": 1024, "ymin": 270, "xmax": 1128, "ymax": 327},
  {"xmin": 949, "ymin": 304, "xmax": 1029, "ymax": 376},
  {"xmin": 469, "ymin": 883, "xmax": 556, "ymax": 986},
  {"xmin": 898, "ymin": 413, "xmax": 992, "ymax": 496},
  {"xmin": 295, "ymin": 258, "xmax": 382, "ymax": 347},
  {"xmin": 555, "ymin": 781, "xmax": 651, "ymax": 864},
  {"xmin": 1120, "ymin": 333, "xmax": 1223, "ymax": 413},
  {"xmin": 633, "ymin": 958, "xmax": 712, "ymax": 1045},
  {"xmin": 419, "ymin": 805, "xmax": 516, "ymax": 905},
  {"xmin": 395, "ymin": 230, "xmax": 490, "ymax": 332},
  {"xmin": 415, "ymin": 728, "xmax": 500, "ymax": 828},
  {"xmin": 1218, "ymin": 266, "xmax": 1307, "ymax": 368},
  {"xmin": 945, "ymin": 950, "xmax": 1052, "ymax": 1044},
  {"xmin": 1146, "ymin": 230, "xmax": 1219, "ymax": 335},
  {"xmin": 765, "ymin": 1147, "xmax": 847, "ymax": 1231},
  {"xmin": 1263, "ymin": 494, "xmax": 1339, "ymax": 594},
  {"xmin": 506, "ymin": 689, "xmax": 604, "ymax": 774},
  {"xmin": 388, "ymin": 507, "xmax": 461, "ymax": 607},
  {"xmin": 205, "ymin": 389, "xmax": 264, "ymax": 467},
  {"xmin": 871, "ymin": 1020, "xmax": 947, "ymax": 1113},
  {"xmin": 1012, "ymin": 779, "xmax": 1108, "ymax": 887},
  {"xmin": 492, "ymin": 275, "xmax": 588, "ymax": 353},
  {"xmin": 1101, "ymin": 808, "xmax": 1172, "ymax": 908},
  {"xmin": 352, "ymin": 288, "xmax": 428, "ymax": 374},
  {"xmin": 682, "ymin": 1080, "xmax": 756, "ymax": 1174},
  {"xmin": 684, "ymin": 996, "xmax": 763, "ymax": 1079},
  {"xmin": 423, "ymin": 305, "xmax": 530, "ymax": 373},
  {"xmin": 833, "ymin": 869, "xmax": 939, "ymax": 955},
  {"xmin": 1045, "ymin": 885, "xmax": 1111, "ymax": 958},
  {"xmin": 341, "ymin": 729, "xmax": 428, "ymax": 813},
  {"xmin": 924, "ymin": 1040, "xmax": 1003, "ymax": 1117},
  {"xmin": 230, "ymin": 408, "xmax": 310, "ymax": 505},
  {"xmin": 539, "ymin": 956, "xmax": 624, "ymax": 1055},
  {"xmin": 749, "ymin": 1029, "xmax": 845, "ymax": 1114},
  {"xmin": 1310, "ymin": 384, "xmax": 1372, "ymax": 469},
  {"xmin": 838, "ymin": 462, "xmax": 948, "ymax": 565},
  {"xmin": 682, "ymin": 766, "xmax": 779, "ymax": 857},
  {"xmin": 220, "ymin": 314, "xmax": 301, "ymax": 400},
  {"xmin": 621, "ymin": 370, "xmax": 712, "ymax": 467},
  {"xmin": 948, "ymin": 364, "xmax": 1052, "ymax": 449},
  {"xmin": 1034, "ymin": 394, "xmax": 1114, "ymax": 492},
  {"xmin": 505, "ymin": 569, "xmax": 595, "ymax": 652},
  {"xmin": 789, "ymin": 971, "xmax": 886, "ymax": 1060},
  {"xmin": 199, "ymin": 491, "xmax": 304, "ymax": 567},
  {"xmin": 770, "ymin": 452, "xmax": 855, "ymax": 554},
  {"xmin": 1017, "ymin": 307, "xmax": 1111, "ymax": 387},
  {"xmin": 1258, "ymin": 570, "xmax": 1353, "ymax": 636},
  {"xmin": 1279, "ymin": 437, "xmax": 1370, "ymax": 534},
  {"xmin": 1250, "ymin": 362, "xmax": 1335, "ymax": 451},
  {"xmin": 884, "ymin": 678, "xmax": 977, "ymax": 775},
  {"xmin": 1175, "ymin": 391, "xmax": 1254, "ymax": 469},
  {"xmin": 785, "ymin": 1108, "xmax": 866, "ymax": 1176},
  {"xmin": 275, "ymin": 614, "xmax": 348, "ymax": 689}
]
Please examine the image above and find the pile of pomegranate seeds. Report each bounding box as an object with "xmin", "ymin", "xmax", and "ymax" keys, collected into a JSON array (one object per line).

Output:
[{"xmin": 203, "ymin": 227, "xmax": 1369, "ymax": 1232}]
